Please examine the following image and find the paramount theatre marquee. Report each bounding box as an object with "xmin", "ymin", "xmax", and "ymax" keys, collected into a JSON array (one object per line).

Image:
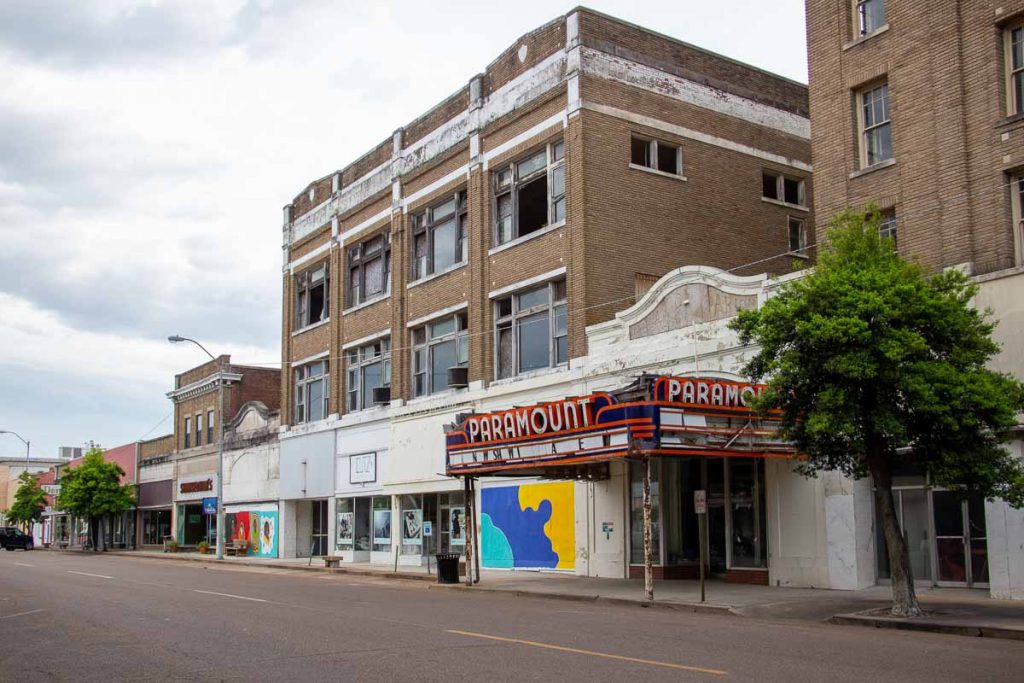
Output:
[{"xmin": 445, "ymin": 376, "xmax": 797, "ymax": 477}]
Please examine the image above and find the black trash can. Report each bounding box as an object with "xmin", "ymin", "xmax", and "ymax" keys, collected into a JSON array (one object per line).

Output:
[{"xmin": 435, "ymin": 553, "xmax": 460, "ymax": 584}]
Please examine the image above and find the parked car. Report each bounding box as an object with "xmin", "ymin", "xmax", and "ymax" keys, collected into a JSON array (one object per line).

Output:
[{"xmin": 0, "ymin": 527, "xmax": 34, "ymax": 550}]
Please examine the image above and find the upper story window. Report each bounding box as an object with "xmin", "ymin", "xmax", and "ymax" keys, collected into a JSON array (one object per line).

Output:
[
  {"xmin": 1011, "ymin": 175, "xmax": 1024, "ymax": 265},
  {"xmin": 346, "ymin": 337, "xmax": 391, "ymax": 412},
  {"xmin": 183, "ymin": 416, "xmax": 191, "ymax": 449},
  {"xmin": 207, "ymin": 409, "xmax": 214, "ymax": 444},
  {"xmin": 631, "ymin": 135, "xmax": 682, "ymax": 176},
  {"xmin": 1006, "ymin": 25, "xmax": 1024, "ymax": 116},
  {"xmin": 412, "ymin": 312, "xmax": 468, "ymax": 397},
  {"xmin": 494, "ymin": 140, "xmax": 565, "ymax": 246},
  {"xmin": 762, "ymin": 171, "xmax": 805, "ymax": 206},
  {"xmin": 347, "ymin": 232, "xmax": 390, "ymax": 308},
  {"xmin": 855, "ymin": 0, "xmax": 885, "ymax": 37},
  {"xmin": 858, "ymin": 82, "xmax": 892, "ymax": 168},
  {"xmin": 195, "ymin": 413, "xmax": 203, "ymax": 447},
  {"xmin": 295, "ymin": 360, "xmax": 329, "ymax": 424},
  {"xmin": 295, "ymin": 262, "xmax": 329, "ymax": 329},
  {"xmin": 412, "ymin": 190, "xmax": 467, "ymax": 280},
  {"xmin": 878, "ymin": 209, "xmax": 897, "ymax": 244},
  {"xmin": 495, "ymin": 279, "xmax": 567, "ymax": 380},
  {"xmin": 788, "ymin": 217, "xmax": 808, "ymax": 257}
]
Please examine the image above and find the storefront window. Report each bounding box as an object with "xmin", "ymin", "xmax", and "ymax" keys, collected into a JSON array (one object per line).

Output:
[
  {"xmin": 439, "ymin": 492, "xmax": 466, "ymax": 554},
  {"xmin": 729, "ymin": 459, "xmax": 766, "ymax": 568},
  {"xmin": 629, "ymin": 459, "xmax": 660, "ymax": 564},
  {"xmin": 400, "ymin": 494, "xmax": 423, "ymax": 556},
  {"xmin": 142, "ymin": 510, "xmax": 172, "ymax": 545},
  {"xmin": 372, "ymin": 496, "xmax": 391, "ymax": 553},
  {"xmin": 336, "ymin": 498, "xmax": 354, "ymax": 551}
]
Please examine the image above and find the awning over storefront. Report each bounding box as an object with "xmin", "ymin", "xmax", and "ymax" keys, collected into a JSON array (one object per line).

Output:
[{"xmin": 445, "ymin": 375, "xmax": 797, "ymax": 477}]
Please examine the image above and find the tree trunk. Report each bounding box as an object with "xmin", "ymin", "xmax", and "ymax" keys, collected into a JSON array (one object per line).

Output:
[
  {"xmin": 867, "ymin": 450, "xmax": 922, "ymax": 617},
  {"xmin": 642, "ymin": 455, "xmax": 654, "ymax": 603}
]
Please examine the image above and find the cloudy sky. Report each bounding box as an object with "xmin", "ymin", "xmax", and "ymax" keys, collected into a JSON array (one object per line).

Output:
[{"xmin": 0, "ymin": 0, "xmax": 807, "ymax": 459}]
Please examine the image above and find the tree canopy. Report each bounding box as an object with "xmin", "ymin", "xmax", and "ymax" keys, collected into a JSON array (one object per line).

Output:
[
  {"xmin": 731, "ymin": 210, "xmax": 1024, "ymax": 615},
  {"xmin": 56, "ymin": 447, "xmax": 135, "ymax": 519},
  {"xmin": 7, "ymin": 471, "xmax": 48, "ymax": 527}
]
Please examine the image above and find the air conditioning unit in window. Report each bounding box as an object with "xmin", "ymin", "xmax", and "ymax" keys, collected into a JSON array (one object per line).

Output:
[
  {"xmin": 372, "ymin": 386, "xmax": 391, "ymax": 406},
  {"xmin": 447, "ymin": 366, "xmax": 469, "ymax": 389}
]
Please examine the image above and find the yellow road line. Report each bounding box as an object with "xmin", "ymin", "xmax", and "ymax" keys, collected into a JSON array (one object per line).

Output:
[{"xmin": 446, "ymin": 629, "xmax": 727, "ymax": 676}]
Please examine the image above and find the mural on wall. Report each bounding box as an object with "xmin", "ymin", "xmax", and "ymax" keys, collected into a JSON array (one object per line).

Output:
[
  {"xmin": 230, "ymin": 510, "xmax": 279, "ymax": 558},
  {"xmin": 480, "ymin": 482, "xmax": 574, "ymax": 570}
]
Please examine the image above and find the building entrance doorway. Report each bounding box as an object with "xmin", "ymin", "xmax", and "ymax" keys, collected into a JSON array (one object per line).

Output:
[{"xmin": 310, "ymin": 499, "xmax": 329, "ymax": 557}]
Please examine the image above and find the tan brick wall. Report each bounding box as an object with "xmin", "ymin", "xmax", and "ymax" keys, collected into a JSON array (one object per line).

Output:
[
  {"xmin": 482, "ymin": 89, "xmax": 567, "ymax": 152},
  {"xmin": 289, "ymin": 228, "xmax": 331, "ymax": 261},
  {"xmin": 342, "ymin": 141, "xmax": 391, "ymax": 187},
  {"xmin": 404, "ymin": 88, "xmax": 470, "ymax": 147},
  {"xmin": 290, "ymin": 175, "xmax": 334, "ymax": 219},
  {"xmin": 402, "ymin": 148, "xmax": 470, "ymax": 200},
  {"xmin": 807, "ymin": 0, "xmax": 1024, "ymax": 274},
  {"xmin": 578, "ymin": 106, "xmax": 811, "ymax": 328},
  {"xmin": 139, "ymin": 434, "xmax": 174, "ymax": 460},
  {"xmin": 484, "ymin": 17, "xmax": 565, "ymax": 95}
]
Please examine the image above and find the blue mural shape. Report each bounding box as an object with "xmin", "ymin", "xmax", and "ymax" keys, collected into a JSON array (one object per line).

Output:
[{"xmin": 480, "ymin": 486, "xmax": 558, "ymax": 569}]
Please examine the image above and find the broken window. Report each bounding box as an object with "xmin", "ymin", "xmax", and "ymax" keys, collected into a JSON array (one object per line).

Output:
[
  {"xmin": 761, "ymin": 171, "xmax": 806, "ymax": 206},
  {"xmin": 295, "ymin": 262, "xmax": 329, "ymax": 329},
  {"xmin": 411, "ymin": 190, "xmax": 467, "ymax": 281},
  {"xmin": 295, "ymin": 360, "xmax": 329, "ymax": 424},
  {"xmin": 494, "ymin": 279, "xmax": 568, "ymax": 379},
  {"xmin": 493, "ymin": 139, "xmax": 565, "ymax": 246},
  {"xmin": 346, "ymin": 337, "xmax": 391, "ymax": 412},
  {"xmin": 630, "ymin": 135, "xmax": 682, "ymax": 176},
  {"xmin": 346, "ymin": 231, "xmax": 391, "ymax": 308},
  {"xmin": 411, "ymin": 312, "xmax": 469, "ymax": 397},
  {"xmin": 788, "ymin": 217, "xmax": 808, "ymax": 255}
]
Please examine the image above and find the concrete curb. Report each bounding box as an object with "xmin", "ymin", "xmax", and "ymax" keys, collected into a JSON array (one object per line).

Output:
[
  {"xmin": 96, "ymin": 550, "xmax": 735, "ymax": 614},
  {"xmin": 829, "ymin": 612, "xmax": 1024, "ymax": 641},
  {"xmin": 84, "ymin": 550, "xmax": 439, "ymax": 583},
  {"xmin": 429, "ymin": 581, "xmax": 736, "ymax": 616}
]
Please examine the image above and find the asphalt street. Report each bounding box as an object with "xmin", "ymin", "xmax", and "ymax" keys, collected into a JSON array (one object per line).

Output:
[{"xmin": 1, "ymin": 551, "xmax": 1021, "ymax": 682}]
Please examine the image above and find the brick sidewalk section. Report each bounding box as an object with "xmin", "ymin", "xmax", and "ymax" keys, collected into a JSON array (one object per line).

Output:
[{"xmin": 86, "ymin": 549, "xmax": 1024, "ymax": 640}]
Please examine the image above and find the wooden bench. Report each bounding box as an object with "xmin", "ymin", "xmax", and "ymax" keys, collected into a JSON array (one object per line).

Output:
[
  {"xmin": 225, "ymin": 542, "xmax": 249, "ymax": 557},
  {"xmin": 324, "ymin": 555, "xmax": 344, "ymax": 568}
]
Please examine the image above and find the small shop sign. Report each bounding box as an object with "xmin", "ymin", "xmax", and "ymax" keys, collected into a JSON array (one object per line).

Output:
[{"xmin": 350, "ymin": 452, "xmax": 376, "ymax": 484}]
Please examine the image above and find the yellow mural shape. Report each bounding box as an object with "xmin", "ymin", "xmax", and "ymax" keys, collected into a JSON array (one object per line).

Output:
[{"xmin": 519, "ymin": 482, "xmax": 575, "ymax": 570}]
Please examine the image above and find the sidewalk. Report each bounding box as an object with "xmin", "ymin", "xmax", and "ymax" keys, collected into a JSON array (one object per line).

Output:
[{"xmin": 98, "ymin": 549, "xmax": 1024, "ymax": 639}]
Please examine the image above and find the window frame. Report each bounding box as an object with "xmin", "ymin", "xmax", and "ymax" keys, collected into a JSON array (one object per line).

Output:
[
  {"xmin": 854, "ymin": 0, "xmax": 885, "ymax": 38},
  {"xmin": 494, "ymin": 279, "xmax": 568, "ymax": 380},
  {"xmin": 346, "ymin": 231, "xmax": 391, "ymax": 309},
  {"xmin": 295, "ymin": 261, "xmax": 330, "ymax": 330},
  {"xmin": 410, "ymin": 312, "xmax": 469, "ymax": 398},
  {"xmin": 629, "ymin": 134, "xmax": 683, "ymax": 177},
  {"xmin": 346, "ymin": 337, "xmax": 392, "ymax": 412},
  {"xmin": 1005, "ymin": 24, "xmax": 1024, "ymax": 116},
  {"xmin": 761, "ymin": 170, "xmax": 806, "ymax": 207},
  {"xmin": 857, "ymin": 82, "xmax": 893, "ymax": 168},
  {"xmin": 788, "ymin": 216, "xmax": 808, "ymax": 257},
  {"xmin": 183, "ymin": 416, "xmax": 191, "ymax": 449},
  {"xmin": 878, "ymin": 208, "xmax": 897, "ymax": 245},
  {"xmin": 207, "ymin": 409, "xmax": 214, "ymax": 444},
  {"xmin": 195, "ymin": 413, "xmax": 203, "ymax": 447},
  {"xmin": 294, "ymin": 359, "xmax": 330, "ymax": 424},
  {"xmin": 1011, "ymin": 174, "xmax": 1024, "ymax": 266},
  {"xmin": 410, "ymin": 189, "xmax": 468, "ymax": 281},
  {"xmin": 492, "ymin": 139, "xmax": 565, "ymax": 247}
]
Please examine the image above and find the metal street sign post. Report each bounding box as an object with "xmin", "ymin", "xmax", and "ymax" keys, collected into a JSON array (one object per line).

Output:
[{"xmin": 694, "ymin": 490, "xmax": 707, "ymax": 603}]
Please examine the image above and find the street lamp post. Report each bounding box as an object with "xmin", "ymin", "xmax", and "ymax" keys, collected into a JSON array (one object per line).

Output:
[
  {"xmin": 0, "ymin": 429, "xmax": 30, "ymax": 468},
  {"xmin": 168, "ymin": 335, "xmax": 226, "ymax": 561}
]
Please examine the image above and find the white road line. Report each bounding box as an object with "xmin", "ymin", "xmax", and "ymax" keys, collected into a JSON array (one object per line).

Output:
[
  {"xmin": 67, "ymin": 570, "xmax": 113, "ymax": 579},
  {"xmin": 193, "ymin": 590, "xmax": 266, "ymax": 603},
  {"xmin": 0, "ymin": 608, "xmax": 46, "ymax": 620},
  {"xmin": 13, "ymin": 562, "xmax": 33, "ymax": 567}
]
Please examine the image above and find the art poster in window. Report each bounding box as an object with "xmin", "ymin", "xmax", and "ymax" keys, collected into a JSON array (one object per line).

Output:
[
  {"xmin": 260, "ymin": 513, "xmax": 277, "ymax": 557},
  {"xmin": 450, "ymin": 507, "xmax": 465, "ymax": 546},
  {"xmin": 403, "ymin": 509, "xmax": 423, "ymax": 545},
  {"xmin": 373, "ymin": 509, "xmax": 391, "ymax": 544},
  {"xmin": 337, "ymin": 512, "xmax": 354, "ymax": 545}
]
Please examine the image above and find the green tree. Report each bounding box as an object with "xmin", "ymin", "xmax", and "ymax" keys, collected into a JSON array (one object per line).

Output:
[
  {"xmin": 731, "ymin": 210, "xmax": 1024, "ymax": 616},
  {"xmin": 56, "ymin": 446, "xmax": 135, "ymax": 551},
  {"xmin": 7, "ymin": 471, "xmax": 48, "ymax": 530}
]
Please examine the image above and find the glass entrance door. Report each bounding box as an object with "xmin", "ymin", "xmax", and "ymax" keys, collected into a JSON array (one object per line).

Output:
[
  {"xmin": 310, "ymin": 500, "xmax": 328, "ymax": 557},
  {"xmin": 933, "ymin": 491, "xmax": 988, "ymax": 586}
]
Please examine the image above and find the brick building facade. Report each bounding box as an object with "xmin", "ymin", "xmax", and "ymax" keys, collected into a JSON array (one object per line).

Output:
[
  {"xmin": 807, "ymin": 0, "xmax": 1024, "ymax": 598},
  {"xmin": 276, "ymin": 9, "xmax": 815, "ymax": 564}
]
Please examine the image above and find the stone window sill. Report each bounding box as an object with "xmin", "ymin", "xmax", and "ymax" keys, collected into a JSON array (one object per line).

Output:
[
  {"xmin": 849, "ymin": 158, "xmax": 896, "ymax": 179},
  {"xmin": 291, "ymin": 318, "xmax": 330, "ymax": 337},
  {"xmin": 842, "ymin": 24, "xmax": 890, "ymax": 51},
  {"xmin": 407, "ymin": 261, "xmax": 468, "ymax": 290},
  {"xmin": 762, "ymin": 197, "xmax": 809, "ymax": 212},
  {"xmin": 488, "ymin": 220, "xmax": 566, "ymax": 256},
  {"xmin": 343, "ymin": 293, "xmax": 391, "ymax": 316},
  {"xmin": 629, "ymin": 163, "xmax": 688, "ymax": 182}
]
